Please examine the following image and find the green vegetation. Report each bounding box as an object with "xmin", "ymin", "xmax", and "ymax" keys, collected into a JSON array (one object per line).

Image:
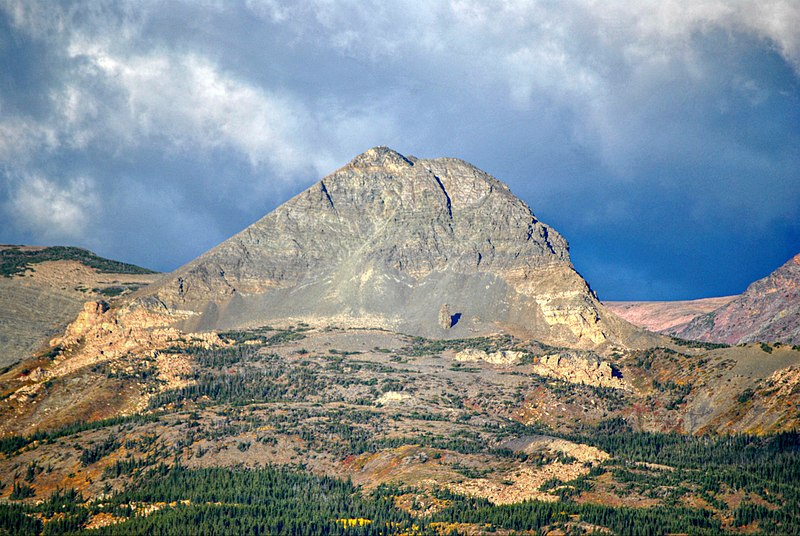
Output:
[
  {"xmin": 92, "ymin": 285, "xmax": 139, "ymax": 297},
  {"xmin": 79, "ymin": 435, "xmax": 119, "ymax": 466},
  {"xmin": 448, "ymin": 362, "xmax": 481, "ymax": 373},
  {"xmin": 0, "ymin": 246, "xmax": 155, "ymax": 278},
  {"xmin": 398, "ymin": 334, "xmax": 515, "ymax": 356},
  {"xmin": 652, "ymin": 378, "xmax": 693, "ymax": 409},
  {"xmin": 3, "ymin": 328, "xmax": 798, "ymax": 534},
  {"xmin": 217, "ymin": 325, "xmax": 309, "ymax": 345},
  {"xmin": 738, "ymin": 388, "xmax": 755, "ymax": 404},
  {"xmin": 631, "ymin": 346, "xmax": 687, "ymax": 370},
  {"xmin": 0, "ymin": 413, "xmax": 162, "ymax": 456},
  {"xmin": 148, "ymin": 354, "xmax": 331, "ymax": 408},
  {"xmin": 2, "ymin": 416, "xmax": 799, "ymax": 534},
  {"xmin": 670, "ymin": 336, "xmax": 729, "ymax": 350},
  {"xmin": 1, "ymin": 466, "xmax": 418, "ymax": 535},
  {"xmin": 562, "ymin": 424, "xmax": 800, "ymax": 532},
  {"xmin": 4, "ymin": 437, "xmax": 798, "ymax": 535},
  {"xmin": 434, "ymin": 496, "xmax": 722, "ymax": 534},
  {"xmin": 0, "ymin": 503, "xmax": 41, "ymax": 535},
  {"xmin": 9, "ymin": 481, "xmax": 36, "ymax": 500}
]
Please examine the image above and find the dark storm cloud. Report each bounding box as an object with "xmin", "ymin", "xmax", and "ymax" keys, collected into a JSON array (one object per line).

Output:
[{"xmin": 0, "ymin": 0, "xmax": 798, "ymax": 300}]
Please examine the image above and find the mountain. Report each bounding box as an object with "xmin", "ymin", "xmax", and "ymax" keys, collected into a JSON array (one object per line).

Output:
[
  {"xmin": 604, "ymin": 296, "xmax": 737, "ymax": 334},
  {"xmin": 673, "ymin": 254, "xmax": 800, "ymax": 344},
  {"xmin": 606, "ymin": 254, "xmax": 800, "ymax": 345},
  {"xmin": 142, "ymin": 146, "xmax": 641, "ymax": 349},
  {"xmin": 1, "ymin": 151, "xmax": 799, "ymax": 534},
  {"xmin": 0, "ymin": 245, "xmax": 158, "ymax": 368}
]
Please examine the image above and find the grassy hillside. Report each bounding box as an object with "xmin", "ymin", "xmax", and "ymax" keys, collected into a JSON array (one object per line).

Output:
[
  {"xmin": 1, "ymin": 422, "xmax": 797, "ymax": 534},
  {"xmin": 1, "ymin": 326, "xmax": 799, "ymax": 534},
  {"xmin": 0, "ymin": 246, "xmax": 156, "ymax": 277}
]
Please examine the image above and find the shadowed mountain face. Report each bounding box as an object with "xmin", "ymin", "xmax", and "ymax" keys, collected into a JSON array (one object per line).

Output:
[
  {"xmin": 676, "ymin": 253, "xmax": 800, "ymax": 345},
  {"xmin": 145, "ymin": 147, "xmax": 640, "ymax": 347}
]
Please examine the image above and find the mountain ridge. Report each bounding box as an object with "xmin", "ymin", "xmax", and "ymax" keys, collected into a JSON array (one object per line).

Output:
[
  {"xmin": 676, "ymin": 253, "xmax": 800, "ymax": 345},
  {"xmin": 607, "ymin": 253, "xmax": 800, "ymax": 345},
  {"xmin": 604, "ymin": 296, "xmax": 737, "ymax": 334}
]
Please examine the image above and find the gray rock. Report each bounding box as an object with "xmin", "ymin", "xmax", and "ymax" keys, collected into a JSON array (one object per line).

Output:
[
  {"xmin": 439, "ymin": 304, "xmax": 453, "ymax": 329},
  {"xmin": 143, "ymin": 147, "xmax": 641, "ymax": 347}
]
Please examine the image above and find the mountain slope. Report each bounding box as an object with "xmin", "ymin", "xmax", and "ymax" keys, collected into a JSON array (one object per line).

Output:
[
  {"xmin": 0, "ymin": 246, "xmax": 158, "ymax": 368},
  {"xmin": 144, "ymin": 147, "xmax": 643, "ymax": 348},
  {"xmin": 604, "ymin": 296, "xmax": 737, "ymax": 334},
  {"xmin": 676, "ymin": 253, "xmax": 800, "ymax": 345}
]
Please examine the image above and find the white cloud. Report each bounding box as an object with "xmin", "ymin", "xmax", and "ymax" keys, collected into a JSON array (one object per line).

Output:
[
  {"xmin": 236, "ymin": 0, "xmax": 798, "ymax": 177},
  {"xmin": 7, "ymin": 174, "xmax": 99, "ymax": 241},
  {"xmin": 92, "ymin": 49, "xmax": 405, "ymax": 178},
  {"xmin": 4, "ymin": 0, "xmax": 796, "ymax": 179},
  {"xmin": 0, "ymin": 118, "xmax": 59, "ymax": 163},
  {"xmin": 81, "ymin": 50, "xmax": 315, "ymax": 174},
  {"xmin": 242, "ymin": 0, "xmax": 800, "ymax": 75},
  {"xmin": 0, "ymin": 1, "xmax": 321, "ymax": 176}
]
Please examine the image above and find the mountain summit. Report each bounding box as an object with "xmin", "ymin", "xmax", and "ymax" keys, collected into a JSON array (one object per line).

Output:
[{"xmin": 145, "ymin": 147, "xmax": 635, "ymax": 347}]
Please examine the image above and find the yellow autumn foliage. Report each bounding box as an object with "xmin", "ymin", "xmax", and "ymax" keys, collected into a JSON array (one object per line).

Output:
[{"xmin": 335, "ymin": 518, "xmax": 372, "ymax": 527}]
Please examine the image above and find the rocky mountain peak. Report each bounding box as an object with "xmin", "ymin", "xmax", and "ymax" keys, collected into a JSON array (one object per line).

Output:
[
  {"xmin": 141, "ymin": 148, "xmax": 640, "ymax": 347},
  {"xmin": 347, "ymin": 146, "xmax": 415, "ymax": 171}
]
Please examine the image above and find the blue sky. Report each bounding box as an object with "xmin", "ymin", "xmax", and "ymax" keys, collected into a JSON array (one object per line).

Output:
[{"xmin": 1, "ymin": 1, "xmax": 798, "ymax": 300}]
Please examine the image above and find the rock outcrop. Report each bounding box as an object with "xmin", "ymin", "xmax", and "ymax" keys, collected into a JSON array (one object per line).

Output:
[
  {"xmin": 438, "ymin": 304, "xmax": 453, "ymax": 329},
  {"xmin": 45, "ymin": 299, "xmax": 208, "ymax": 383},
  {"xmin": 454, "ymin": 348, "xmax": 624, "ymax": 389},
  {"xmin": 676, "ymin": 253, "xmax": 800, "ymax": 345},
  {"xmin": 141, "ymin": 147, "xmax": 643, "ymax": 348},
  {"xmin": 532, "ymin": 352, "xmax": 623, "ymax": 389},
  {"xmin": 455, "ymin": 348, "xmax": 527, "ymax": 365},
  {"xmin": 1, "ymin": 297, "xmax": 219, "ymax": 435},
  {"xmin": 0, "ymin": 249, "xmax": 158, "ymax": 368}
]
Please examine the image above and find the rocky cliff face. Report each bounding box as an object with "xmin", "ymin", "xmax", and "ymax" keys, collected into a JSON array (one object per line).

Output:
[
  {"xmin": 142, "ymin": 147, "xmax": 640, "ymax": 348},
  {"xmin": 676, "ymin": 254, "xmax": 800, "ymax": 345}
]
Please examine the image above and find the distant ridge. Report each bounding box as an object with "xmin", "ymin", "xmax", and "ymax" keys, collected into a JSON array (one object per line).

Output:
[
  {"xmin": 676, "ymin": 253, "xmax": 800, "ymax": 345},
  {"xmin": 605, "ymin": 296, "xmax": 736, "ymax": 334},
  {"xmin": 0, "ymin": 245, "xmax": 156, "ymax": 278}
]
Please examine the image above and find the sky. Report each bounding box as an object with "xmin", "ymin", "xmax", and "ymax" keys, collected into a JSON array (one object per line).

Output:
[{"xmin": 1, "ymin": 1, "xmax": 798, "ymax": 301}]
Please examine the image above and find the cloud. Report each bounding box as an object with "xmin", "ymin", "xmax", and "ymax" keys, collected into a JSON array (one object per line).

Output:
[
  {"xmin": 70, "ymin": 48, "xmax": 317, "ymax": 175},
  {"xmin": 2, "ymin": 1, "xmax": 402, "ymax": 179},
  {"xmin": 6, "ymin": 0, "xmax": 795, "ymax": 180},
  {"xmin": 6, "ymin": 174, "xmax": 98, "ymax": 241},
  {"xmin": 0, "ymin": 118, "xmax": 58, "ymax": 163},
  {"xmin": 237, "ymin": 1, "xmax": 799, "ymax": 176},
  {"xmin": 0, "ymin": 0, "xmax": 796, "ymax": 298}
]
